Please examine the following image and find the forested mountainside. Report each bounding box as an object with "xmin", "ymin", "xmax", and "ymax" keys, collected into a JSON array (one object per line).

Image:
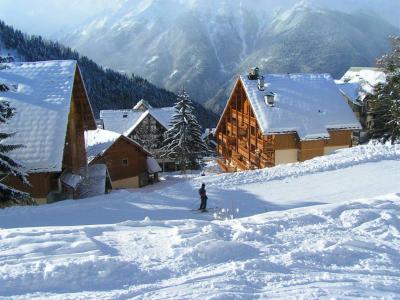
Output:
[
  {"xmin": 63, "ymin": 0, "xmax": 400, "ymax": 113},
  {"xmin": 0, "ymin": 21, "xmax": 218, "ymax": 128}
]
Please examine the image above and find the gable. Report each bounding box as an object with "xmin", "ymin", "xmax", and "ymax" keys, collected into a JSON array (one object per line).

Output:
[{"xmin": 0, "ymin": 60, "xmax": 78, "ymax": 173}]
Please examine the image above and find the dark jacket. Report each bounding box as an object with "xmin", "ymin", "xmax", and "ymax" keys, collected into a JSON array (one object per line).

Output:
[{"xmin": 199, "ymin": 187, "xmax": 207, "ymax": 200}]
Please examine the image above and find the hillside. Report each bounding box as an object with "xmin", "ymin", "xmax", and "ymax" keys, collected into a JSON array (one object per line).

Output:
[
  {"xmin": 62, "ymin": 1, "xmax": 399, "ymax": 113},
  {"xmin": 0, "ymin": 142, "xmax": 400, "ymax": 298},
  {"xmin": 0, "ymin": 21, "xmax": 218, "ymax": 127}
]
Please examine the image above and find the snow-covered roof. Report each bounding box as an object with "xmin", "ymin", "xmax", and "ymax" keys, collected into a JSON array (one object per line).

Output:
[
  {"xmin": 335, "ymin": 81, "xmax": 362, "ymax": 106},
  {"xmin": 147, "ymin": 157, "xmax": 162, "ymax": 174},
  {"xmin": 238, "ymin": 74, "xmax": 361, "ymax": 140},
  {"xmin": 60, "ymin": 172, "xmax": 83, "ymax": 189},
  {"xmin": 86, "ymin": 129, "xmax": 122, "ymax": 163},
  {"xmin": 133, "ymin": 99, "xmax": 152, "ymax": 110},
  {"xmin": 337, "ymin": 67, "xmax": 386, "ymax": 101},
  {"xmin": 100, "ymin": 107, "xmax": 175, "ymax": 136},
  {"xmin": 86, "ymin": 128, "xmax": 150, "ymax": 163},
  {"xmin": 0, "ymin": 60, "xmax": 80, "ymax": 173}
]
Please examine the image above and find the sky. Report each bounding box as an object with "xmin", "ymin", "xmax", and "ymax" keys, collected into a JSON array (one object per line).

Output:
[{"xmin": 0, "ymin": 0, "xmax": 117, "ymax": 37}]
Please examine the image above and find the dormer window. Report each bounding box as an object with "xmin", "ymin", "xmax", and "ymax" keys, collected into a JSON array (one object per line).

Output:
[{"xmin": 123, "ymin": 113, "xmax": 128, "ymax": 118}]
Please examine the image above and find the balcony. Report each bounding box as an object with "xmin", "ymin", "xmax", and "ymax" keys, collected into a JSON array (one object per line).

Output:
[{"xmin": 231, "ymin": 153, "xmax": 248, "ymax": 171}]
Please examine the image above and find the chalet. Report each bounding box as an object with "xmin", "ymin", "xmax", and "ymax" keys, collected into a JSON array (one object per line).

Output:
[
  {"xmin": 100, "ymin": 102, "xmax": 176, "ymax": 170},
  {"xmin": 0, "ymin": 60, "xmax": 97, "ymax": 203},
  {"xmin": 335, "ymin": 67, "xmax": 386, "ymax": 143},
  {"xmin": 216, "ymin": 68, "xmax": 362, "ymax": 172},
  {"xmin": 86, "ymin": 129, "xmax": 161, "ymax": 188}
]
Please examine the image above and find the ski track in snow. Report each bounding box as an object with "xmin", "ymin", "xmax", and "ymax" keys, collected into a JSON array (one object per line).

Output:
[{"xmin": 0, "ymin": 142, "xmax": 399, "ymax": 299}]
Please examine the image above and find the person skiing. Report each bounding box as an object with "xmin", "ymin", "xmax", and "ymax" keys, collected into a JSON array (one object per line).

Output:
[{"xmin": 198, "ymin": 183, "xmax": 208, "ymax": 212}]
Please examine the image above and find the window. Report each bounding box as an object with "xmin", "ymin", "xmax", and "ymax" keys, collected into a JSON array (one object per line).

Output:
[
  {"xmin": 122, "ymin": 159, "xmax": 128, "ymax": 166},
  {"xmin": 250, "ymin": 126, "xmax": 255, "ymax": 136},
  {"xmin": 123, "ymin": 113, "xmax": 128, "ymax": 118}
]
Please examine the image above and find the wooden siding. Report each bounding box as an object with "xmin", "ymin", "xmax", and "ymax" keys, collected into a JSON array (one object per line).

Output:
[
  {"xmin": 326, "ymin": 130, "xmax": 352, "ymax": 147},
  {"xmin": 7, "ymin": 172, "xmax": 59, "ymax": 199},
  {"xmin": 6, "ymin": 66, "xmax": 97, "ymax": 201},
  {"xmin": 90, "ymin": 137, "xmax": 148, "ymax": 183},
  {"xmin": 62, "ymin": 68, "xmax": 96, "ymax": 175},
  {"xmin": 216, "ymin": 78, "xmax": 356, "ymax": 172}
]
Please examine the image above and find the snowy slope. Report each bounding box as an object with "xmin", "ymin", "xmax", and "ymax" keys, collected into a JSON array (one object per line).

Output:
[{"xmin": 0, "ymin": 143, "xmax": 399, "ymax": 298}]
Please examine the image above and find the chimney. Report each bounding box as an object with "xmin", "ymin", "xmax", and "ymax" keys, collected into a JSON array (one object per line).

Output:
[
  {"xmin": 257, "ymin": 76, "xmax": 265, "ymax": 91},
  {"xmin": 248, "ymin": 67, "xmax": 260, "ymax": 80},
  {"xmin": 265, "ymin": 92, "xmax": 275, "ymax": 107}
]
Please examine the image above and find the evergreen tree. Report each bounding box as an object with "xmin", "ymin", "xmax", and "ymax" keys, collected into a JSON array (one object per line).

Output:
[
  {"xmin": 0, "ymin": 98, "xmax": 31, "ymax": 206},
  {"xmin": 162, "ymin": 89, "xmax": 208, "ymax": 173},
  {"xmin": 0, "ymin": 20, "xmax": 218, "ymax": 128},
  {"xmin": 369, "ymin": 36, "xmax": 400, "ymax": 144}
]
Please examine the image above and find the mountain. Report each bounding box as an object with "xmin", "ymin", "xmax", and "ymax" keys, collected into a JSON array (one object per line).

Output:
[
  {"xmin": 63, "ymin": 0, "xmax": 400, "ymax": 113},
  {"xmin": 0, "ymin": 20, "xmax": 218, "ymax": 127},
  {"xmin": 206, "ymin": 6, "xmax": 400, "ymax": 112}
]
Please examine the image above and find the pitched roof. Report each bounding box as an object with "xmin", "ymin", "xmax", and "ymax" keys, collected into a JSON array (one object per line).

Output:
[
  {"xmin": 133, "ymin": 99, "xmax": 152, "ymax": 110},
  {"xmin": 147, "ymin": 157, "xmax": 162, "ymax": 174},
  {"xmin": 237, "ymin": 74, "xmax": 361, "ymax": 140},
  {"xmin": 0, "ymin": 60, "xmax": 86, "ymax": 173},
  {"xmin": 86, "ymin": 129, "xmax": 150, "ymax": 163},
  {"xmin": 335, "ymin": 81, "xmax": 362, "ymax": 105},
  {"xmin": 337, "ymin": 67, "xmax": 386, "ymax": 101},
  {"xmin": 100, "ymin": 107, "xmax": 175, "ymax": 136}
]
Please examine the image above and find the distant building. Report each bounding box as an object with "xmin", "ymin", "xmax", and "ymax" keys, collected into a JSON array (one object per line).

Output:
[
  {"xmin": 216, "ymin": 68, "xmax": 361, "ymax": 172},
  {"xmin": 202, "ymin": 128, "xmax": 217, "ymax": 151},
  {"xmin": 86, "ymin": 129, "xmax": 161, "ymax": 188},
  {"xmin": 100, "ymin": 102, "xmax": 176, "ymax": 170},
  {"xmin": 0, "ymin": 60, "xmax": 97, "ymax": 203},
  {"xmin": 336, "ymin": 67, "xmax": 386, "ymax": 143}
]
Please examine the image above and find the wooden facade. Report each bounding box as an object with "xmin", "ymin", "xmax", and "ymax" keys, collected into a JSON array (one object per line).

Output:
[
  {"xmin": 7, "ymin": 66, "xmax": 96, "ymax": 203},
  {"xmin": 216, "ymin": 79, "xmax": 354, "ymax": 172},
  {"xmin": 89, "ymin": 136, "xmax": 150, "ymax": 188}
]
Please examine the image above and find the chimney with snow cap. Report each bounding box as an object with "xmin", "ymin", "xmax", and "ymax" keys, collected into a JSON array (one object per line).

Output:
[
  {"xmin": 265, "ymin": 92, "xmax": 275, "ymax": 107},
  {"xmin": 257, "ymin": 76, "xmax": 265, "ymax": 91},
  {"xmin": 248, "ymin": 67, "xmax": 260, "ymax": 80}
]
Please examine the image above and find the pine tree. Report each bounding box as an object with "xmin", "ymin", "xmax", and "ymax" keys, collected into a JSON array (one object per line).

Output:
[
  {"xmin": 369, "ymin": 36, "xmax": 400, "ymax": 144},
  {"xmin": 0, "ymin": 99, "xmax": 31, "ymax": 206},
  {"xmin": 161, "ymin": 89, "xmax": 208, "ymax": 173}
]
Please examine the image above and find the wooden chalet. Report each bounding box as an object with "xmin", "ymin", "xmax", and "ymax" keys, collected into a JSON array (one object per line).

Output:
[
  {"xmin": 336, "ymin": 67, "xmax": 386, "ymax": 143},
  {"xmin": 100, "ymin": 103, "xmax": 176, "ymax": 171},
  {"xmin": 0, "ymin": 60, "xmax": 97, "ymax": 203},
  {"xmin": 216, "ymin": 68, "xmax": 362, "ymax": 172},
  {"xmin": 86, "ymin": 129, "xmax": 161, "ymax": 188}
]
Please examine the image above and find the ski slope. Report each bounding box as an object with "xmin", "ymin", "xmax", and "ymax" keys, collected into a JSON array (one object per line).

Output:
[{"xmin": 0, "ymin": 143, "xmax": 399, "ymax": 299}]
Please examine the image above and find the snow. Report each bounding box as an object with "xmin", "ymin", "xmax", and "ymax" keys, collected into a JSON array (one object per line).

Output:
[
  {"xmin": 147, "ymin": 156, "xmax": 162, "ymax": 173},
  {"xmin": 86, "ymin": 129, "xmax": 122, "ymax": 163},
  {"xmin": 0, "ymin": 60, "xmax": 77, "ymax": 173},
  {"xmin": 335, "ymin": 81, "xmax": 361, "ymax": 105},
  {"xmin": 0, "ymin": 142, "xmax": 399, "ymax": 298},
  {"xmin": 100, "ymin": 107, "xmax": 175, "ymax": 136},
  {"xmin": 79, "ymin": 164, "xmax": 109, "ymax": 198},
  {"xmin": 148, "ymin": 107, "xmax": 175, "ymax": 129},
  {"xmin": 338, "ymin": 67, "xmax": 387, "ymax": 101},
  {"xmin": 86, "ymin": 128, "xmax": 150, "ymax": 163},
  {"xmin": 100, "ymin": 109, "xmax": 143, "ymax": 135},
  {"xmin": 60, "ymin": 172, "xmax": 83, "ymax": 189},
  {"xmin": 239, "ymin": 74, "xmax": 362, "ymax": 140}
]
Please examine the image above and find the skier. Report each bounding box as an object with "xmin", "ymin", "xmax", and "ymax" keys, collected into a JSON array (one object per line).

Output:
[{"xmin": 198, "ymin": 183, "xmax": 208, "ymax": 212}]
